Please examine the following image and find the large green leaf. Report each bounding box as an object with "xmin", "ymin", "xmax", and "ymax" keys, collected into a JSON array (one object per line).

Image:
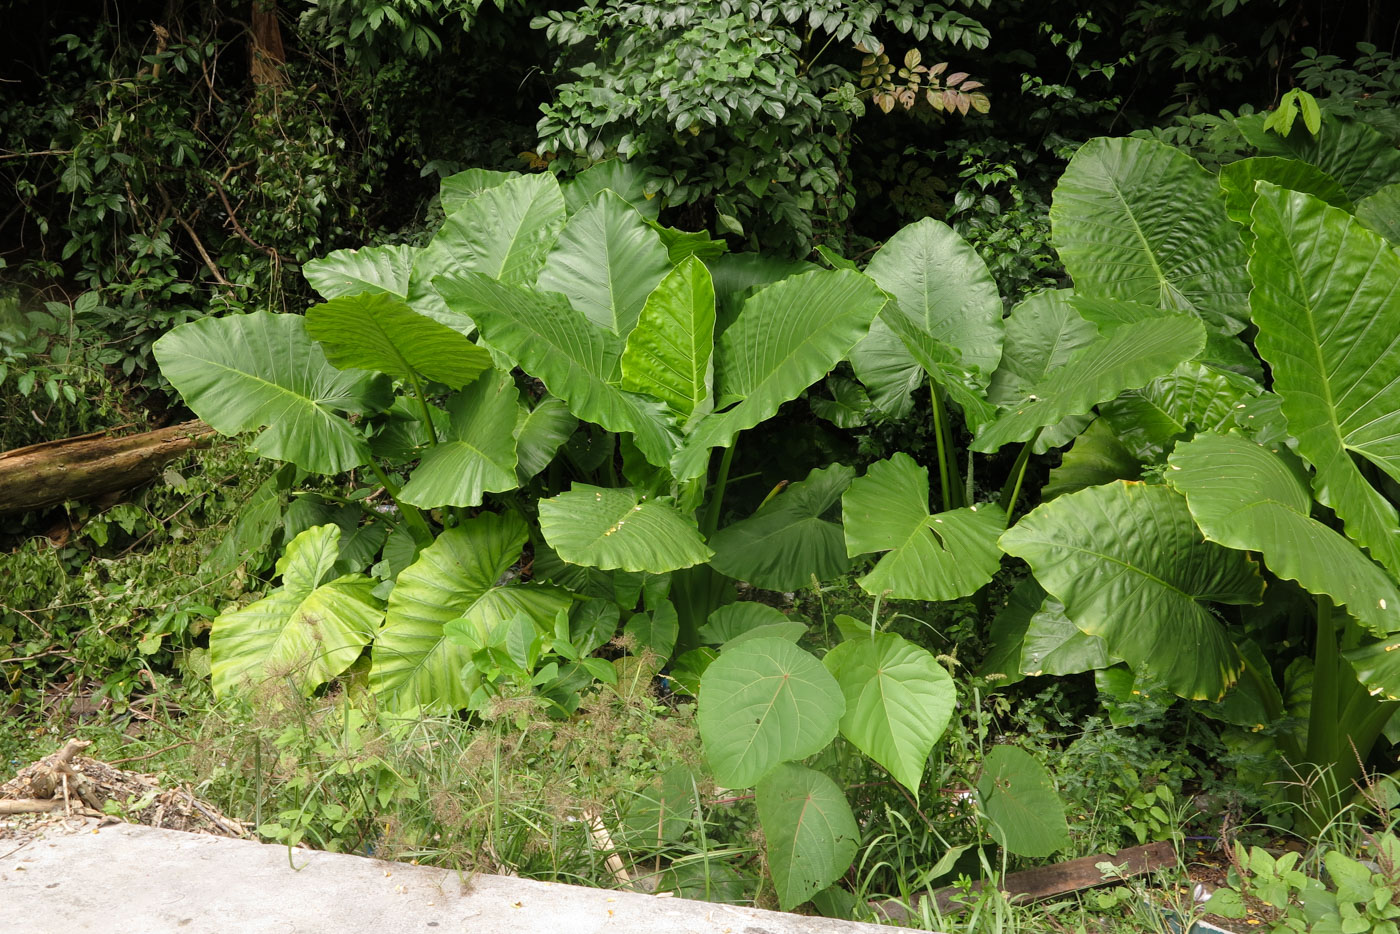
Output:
[
  {"xmin": 842, "ymin": 454, "xmax": 1005, "ymax": 600},
  {"xmin": 211, "ymin": 525, "xmax": 381, "ymax": 698},
  {"xmin": 1000, "ymin": 481, "xmax": 1263, "ymax": 700},
  {"xmin": 562, "ymin": 160, "xmax": 659, "ymax": 218},
  {"xmin": 848, "ymin": 218, "xmax": 1003, "ymax": 417},
  {"xmin": 1242, "ymin": 113, "xmax": 1400, "ymax": 201},
  {"xmin": 697, "ymin": 637, "xmax": 844, "ymax": 788},
  {"xmin": 878, "ymin": 300, "xmax": 999, "ymax": 431},
  {"xmin": 439, "ymin": 168, "xmax": 517, "ymax": 215},
  {"xmin": 304, "ymin": 292, "xmax": 492, "ymax": 390},
  {"xmin": 708, "ymin": 464, "xmax": 854, "ymax": 591},
  {"xmin": 823, "ymin": 632, "xmax": 955, "ymax": 795},
  {"xmin": 757, "ymin": 764, "xmax": 860, "ymax": 911},
  {"xmin": 398, "ymin": 370, "xmax": 520, "ymax": 508},
  {"xmin": 977, "ymin": 746, "xmax": 1070, "ymax": 858},
  {"xmin": 372, "ymin": 513, "xmax": 570, "ymax": 711},
  {"xmin": 619, "ymin": 256, "xmax": 716, "ymax": 419},
  {"xmin": 1167, "ymin": 433, "xmax": 1400, "ymax": 636},
  {"xmin": 408, "ymin": 173, "xmax": 566, "ymax": 327},
  {"xmin": 1249, "ymin": 184, "xmax": 1400, "ymax": 575},
  {"xmin": 1051, "ymin": 136, "xmax": 1251, "ymax": 334},
  {"xmin": 671, "ymin": 270, "xmax": 888, "ymax": 480},
  {"xmin": 1356, "ymin": 183, "xmax": 1400, "ymax": 245},
  {"xmin": 435, "ymin": 272, "xmax": 679, "ymax": 467},
  {"xmin": 705, "ymin": 252, "xmax": 813, "ymax": 330},
  {"xmin": 538, "ymin": 484, "xmax": 712, "ymax": 573},
  {"xmin": 153, "ymin": 312, "xmax": 388, "ymax": 474},
  {"xmin": 537, "ymin": 190, "xmax": 672, "ymax": 335},
  {"xmin": 1217, "ymin": 157, "xmax": 1352, "ymax": 250},
  {"xmin": 697, "ymin": 602, "xmax": 792, "ymax": 645},
  {"xmin": 303, "ymin": 244, "xmax": 415, "ymax": 300},
  {"xmin": 982, "ymin": 577, "xmax": 1115, "ymax": 683},
  {"xmin": 986, "ymin": 289, "xmax": 1099, "ymax": 452},
  {"xmin": 1099, "ymin": 361, "xmax": 1261, "ymax": 460},
  {"xmin": 973, "ymin": 311, "xmax": 1205, "ymax": 452},
  {"xmin": 513, "ymin": 395, "xmax": 576, "ymax": 482},
  {"xmin": 1041, "ymin": 417, "xmax": 1141, "ymax": 501}
]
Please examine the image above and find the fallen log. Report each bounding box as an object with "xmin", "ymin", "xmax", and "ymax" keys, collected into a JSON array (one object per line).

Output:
[
  {"xmin": 870, "ymin": 840, "xmax": 1177, "ymax": 921},
  {"xmin": 0, "ymin": 420, "xmax": 215, "ymax": 514}
]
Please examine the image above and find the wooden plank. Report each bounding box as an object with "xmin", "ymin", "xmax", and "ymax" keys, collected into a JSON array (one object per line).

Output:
[{"xmin": 871, "ymin": 840, "xmax": 1177, "ymax": 921}]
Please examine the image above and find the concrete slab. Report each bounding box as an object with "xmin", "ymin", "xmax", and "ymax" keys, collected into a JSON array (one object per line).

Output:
[{"xmin": 1, "ymin": 820, "xmax": 897, "ymax": 933}]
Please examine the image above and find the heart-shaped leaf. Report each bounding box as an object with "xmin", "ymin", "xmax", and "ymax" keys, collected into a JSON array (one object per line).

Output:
[
  {"xmin": 372, "ymin": 513, "xmax": 571, "ymax": 711},
  {"xmin": 977, "ymin": 746, "xmax": 1070, "ymax": 857},
  {"xmin": 1250, "ymin": 184, "xmax": 1400, "ymax": 575},
  {"xmin": 708, "ymin": 464, "xmax": 854, "ymax": 591},
  {"xmin": 697, "ymin": 637, "xmax": 844, "ymax": 788},
  {"xmin": 823, "ymin": 632, "xmax": 955, "ymax": 795},
  {"xmin": 538, "ymin": 484, "xmax": 712, "ymax": 573},
  {"xmin": 757, "ymin": 764, "xmax": 860, "ymax": 910},
  {"xmin": 398, "ymin": 369, "xmax": 521, "ymax": 508},
  {"xmin": 211, "ymin": 525, "xmax": 381, "ymax": 698},
  {"xmin": 1001, "ymin": 481, "xmax": 1263, "ymax": 700},
  {"xmin": 154, "ymin": 312, "xmax": 388, "ymax": 474},
  {"xmin": 842, "ymin": 454, "xmax": 1005, "ymax": 600}
]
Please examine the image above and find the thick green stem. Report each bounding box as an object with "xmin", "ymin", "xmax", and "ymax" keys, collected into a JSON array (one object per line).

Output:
[
  {"xmin": 701, "ymin": 441, "xmax": 737, "ymax": 539},
  {"xmin": 368, "ymin": 460, "xmax": 433, "ymax": 540},
  {"xmin": 405, "ymin": 373, "xmax": 439, "ymax": 448},
  {"xmin": 997, "ymin": 430, "xmax": 1041, "ymax": 520},
  {"xmin": 930, "ymin": 384, "xmax": 955, "ymax": 512},
  {"xmin": 1306, "ymin": 595, "xmax": 1338, "ymax": 768}
]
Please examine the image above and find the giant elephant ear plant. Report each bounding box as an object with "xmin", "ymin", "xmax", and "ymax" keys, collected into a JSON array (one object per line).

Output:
[
  {"xmin": 155, "ymin": 114, "xmax": 1400, "ymax": 908},
  {"xmin": 981, "ymin": 120, "xmax": 1400, "ymax": 829}
]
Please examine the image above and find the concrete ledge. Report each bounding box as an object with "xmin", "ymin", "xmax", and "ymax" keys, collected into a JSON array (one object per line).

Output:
[{"xmin": 1, "ymin": 820, "xmax": 896, "ymax": 933}]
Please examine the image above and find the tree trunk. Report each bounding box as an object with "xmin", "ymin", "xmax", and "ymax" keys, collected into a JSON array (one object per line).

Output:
[{"xmin": 0, "ymin": 421, "xmax": 215, "ymax": 514}]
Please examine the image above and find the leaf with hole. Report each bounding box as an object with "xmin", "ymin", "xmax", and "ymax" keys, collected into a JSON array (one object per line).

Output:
[{"xmin": 757, "ymin": 764, "xmax": 860, "ymax": 910}]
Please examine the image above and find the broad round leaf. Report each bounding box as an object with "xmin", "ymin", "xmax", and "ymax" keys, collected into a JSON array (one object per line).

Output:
[
  {"xmin": 823, "ymin": 632, "xmax": 955, "ymax": 795},
  {"xmin": 211, "ymin": 525, "xmax": 380, "ymax": 698},
  {"xmin": 1241, "ymin": 113, "xmax": 1400, "ymax": 201},
  {"xmin": 697, "ymin": 602, "xmax": 791, "ymax": 645},
  {"xmin": 1356, "ymin": 183, "xmax": 1400, "ymax": 244},
  {"xmin": 408, "ymin": 172, "xmax": 566, "ymax": 327},
  {"xmin": 757, "ymin": 764, "xmax": 860, "ymax": 911},
  {"xmin": 670, "ymin": 269, "xmax": 888, "ymax": 480},
  {"xmin": 303, "ymin": 244, "xmax": 415, "ymax": 300},
  {"xmin": 1217, "ymin": 156, "xmax": 1352, "ymax": 250},
  {"xmin": 398, "ymin": 369, "xmax": 520, "ymax": 509},
  {"xmin": 1000, "ymin": 481, "xmax": 1263, "ymax": 700},
  {"xmin": 372, "ymin": 513, "xmax": 571, "ymax": 711},
  {"xmin": 436, "ymin": 272, "xmax": 679, "ymax": 468},
  {"xmin": 973, "ymin": 309, "xmax": 1205, "ymax": 452},
  {"xmin": 708, "ymin": 464, "xmax": 855, "ymax": 591},
  {"xmin": 850, "ymin": 217, "xmax": 1003, "ymax": 416},
  {"xmin": 538, "ymin": 189, "xmax": 672, "ymax": 335},
  {"xmin": 562, "ymin": 160, "xmax": 660, "ymax": 219},
  {"xmin": 976, "ymin": 746, "xmax": 1070, "ymax": 858},
  {"xmin": 305, "ymin": 292, "xmax": 492, "ymax": 389},
  {"xmin": 538, "ymin": 484, "xmax": 712, "ymax": 573},
  {"xmin": 513, "ymin": 395, "xmax": 577, "ymax": 482},
  {"xmin": 842, "ymin": 454, "xmax": 1005, "ymax": 601},
  {"xmin": 153, "ymin": 312, "xmax": 387, "ymax": 474},
  {"xmin": 1051, "ymin": 136, "xmax": 1251, "ymax": 334},
  {"xmin": 986, "ymin": 289, "xmax": 1099, "ymax": 451},
  {"xmin": 1167, "ymin": 433, "xmax": 1400, "ymax": 636},
  {"xmin": 697, "ymin": 638, "xmax": 844, "ymax": 788},
  {"xmin": 1250, "ymin": 184, "xmax": 1400, "ymax": 575},
  {"xmin": 1041, "ymin": 417, "xmax": 1141, "ymax": 501},
  {"xmin": 620, "ymin": 255, "xmax": 716, "ymax": 419},
  {"xmin": 439, "ymin": 168, "xmax": 517, "ymax": 215},
  {"xmin": 1099, "ymin": 361, "xmax": 1261, "ymax": 460}
]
